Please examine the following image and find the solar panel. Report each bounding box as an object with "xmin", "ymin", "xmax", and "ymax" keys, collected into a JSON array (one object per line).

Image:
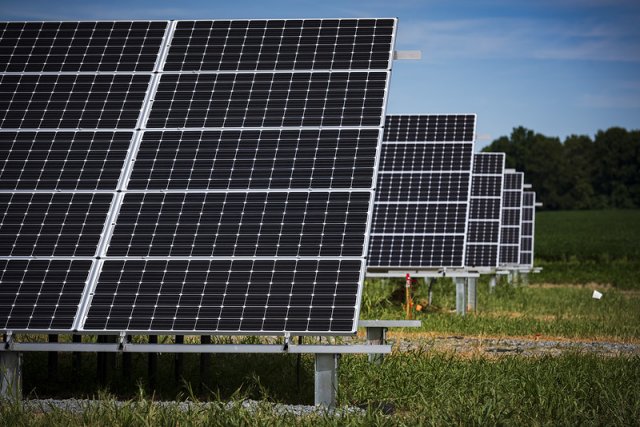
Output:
[
  {"xmin": 0, "ymin": 74, "xmax": 151, "ymax": 129},
  {"xmin": 0, "ymin": 21, "xmax": 167, "ymax": 72},
  {"xmin": 465, "ymin": 152, "xmax": 505, "ymax": 268},
  {"xmin": 498, "ymin": 171, "xmax": 524, "ymax": 266},
  {"xmin": 368, "ymin": 114, "xmax": 475, "ymax": 269},
  {"xmin": 0, "ymin": 18, "xmax": 395, "ymax": 335},
  {"xmin": 164, "ymin": 19, "xmax": 395, "ymax": 72},
  {"xmin": 0, "ymin": 259, "xmax": 93, "ymax": 330},
  {"xmin": 0, "ymin": 131, "xmax": 132, "ymax": 190},
  {"xmin": 519, "ymin": 191, "xmax": 535, "ymax": 267},
  {"xmin": 81, "ymin": 18, "xmax": 396, "ymax": 335},
  {"xmin": 129, "ymin": 129, "xmax": 379, "ymax": 190},
  {"xmin": 0, "ymin": 20, "xmax": 162, "ymax": 332}
]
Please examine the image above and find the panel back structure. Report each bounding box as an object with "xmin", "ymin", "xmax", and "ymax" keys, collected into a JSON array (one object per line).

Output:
[
  {"xmin": 0, "ymin": 19, "xmax": 396, "ymax": 336},
  {"xmin": 498, "ymin": 171, "xmax": 524, "ymax": 266},
  {"xmin": 465, "ymin": 152, "xmax": 505, "ymax": 269},
  {"xmin": 0, "ymin": 21, "xmax": 167, "ymax": 332},
  {"xmin": 368, "ymin": 114, "xmax": 475, "ymax": 270},
  {"xmin": 519, "ymin": 191, "xmax": 536, "ymax": 268}
]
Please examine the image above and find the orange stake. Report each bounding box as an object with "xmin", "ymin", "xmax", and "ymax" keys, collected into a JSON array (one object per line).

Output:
[{"xmin": 405, "ymin": 273, "xmax": 412, "ymax": 320}]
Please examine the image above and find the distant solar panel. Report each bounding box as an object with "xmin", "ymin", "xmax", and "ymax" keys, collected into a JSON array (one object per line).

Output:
[
  {"xmin": 498, "ymin": 171, "xmax": 523, "ymax": 265},
  {"xmin": 368, "ymin": 114, "xmax": 475, "ymax": 268},
  {"xmin": 465, "ymin": 152, "xmax": 505, "ymax": 268},
  {"xmin": 519, "ymin": 191, "xmax": 535, "ymax": 267}
]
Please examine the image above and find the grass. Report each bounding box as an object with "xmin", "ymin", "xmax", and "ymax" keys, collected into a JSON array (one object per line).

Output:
[
  {"xmin": 361, "ymin": 278, "xmax": 640, "ymax": 341},
  {"xmin": 533, "ymin": 209, "xmax": 640, "ymax": 289},
  {"xmin": 3, "ymin": 352, "xmax": 640, "ymax": 426}
]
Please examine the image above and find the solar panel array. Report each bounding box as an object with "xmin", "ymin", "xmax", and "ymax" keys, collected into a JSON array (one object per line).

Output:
[
  {"xmin": 368, "ymin": 114, "xmax": 475, "ymax": 269},
  {"xmin": 498, "ymin": 171, "xmax": 524, "ymax": 266},
  {"xmin": 465, "ymin": 152, "xmax": 505, "ymax": 268},
  {"xmin": 0, "ymin": 19, "xmax": 397, "ymax": 335},
  {"xmin": 519, "ymin": 191, "xmax": 536, "ymax": 267}
]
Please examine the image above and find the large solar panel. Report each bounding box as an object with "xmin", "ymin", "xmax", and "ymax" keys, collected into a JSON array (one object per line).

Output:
[
  {"xmin": 0, "ymin": 18, "xmax": 395, "ymax": 334},
  {"xmin": 465, "ymin": 152, "xmax": 505, "ymax": 268},
  {"xmin": 0, "ymin": 21, "xmax": 165, "ymax": 331},
  {"xmin": 498, "ymin": 171, "xmax": 524, "ymax": 266},
  {"xmin": 519, "ymin": 191, "xmax": 535, "ymax": 267},
  {"xmin": 368, "ymin": 114, "xmax": 475, "ymax": 269}
]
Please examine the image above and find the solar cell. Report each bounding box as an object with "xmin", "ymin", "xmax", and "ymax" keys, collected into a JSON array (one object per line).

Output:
[
  {"xmin": 368, "ymin": 114, "xmax": 475, "ymax": 269},
  {"xmin": 0, "ymin": 131, "xmax": 132, "ymax": 190},
  {"xmin": 0, "ymin": 73, "xmax": 150, "ymax": 129},
  {"xmin": 519, "ymin": 191, "xmax": 535, "ymax": 267},
  {"xmin": 0, "ymin": 259, "xmax": 92, "ymax": 330},
  {"xmin": 499, "ymin": 171, "xmax": 524, "ymax": 265},
  {"xmin": 164, "ymin": 19, "xmax": 395, "ymax": 71},
  {"xmin": 0, "ymin": 21, "xmax": 167, "ymax": 73},
  {"xmin": 465, "ymin": 152, "xmax": 504, "ymax": 268}
]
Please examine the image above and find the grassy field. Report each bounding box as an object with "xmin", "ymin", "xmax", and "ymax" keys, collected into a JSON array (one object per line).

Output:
[
  {"xmin": 4, "ymin": 352, "xmax": 639, "ymax": 426},
  {"xmin": 4, "ymin": 209, "xmax": 640, "ymax": 425},
  {"xmin": 361, "ymin": 278, "xmax": 640, "ymax": 341},
  {"xmin": 533, "ymin": 209, "xmax": 640, "ymax": 289}
]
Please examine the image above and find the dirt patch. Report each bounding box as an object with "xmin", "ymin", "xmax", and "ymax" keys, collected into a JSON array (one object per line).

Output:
[{"xmin": 383, "ymin": 332, "xmax": 640, "ymax": 358}]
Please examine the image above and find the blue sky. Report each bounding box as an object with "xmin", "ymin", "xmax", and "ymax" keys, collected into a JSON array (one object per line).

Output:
[{"xmin": 2, "ymin": 0, "xmax": 639, "ymax": 149}]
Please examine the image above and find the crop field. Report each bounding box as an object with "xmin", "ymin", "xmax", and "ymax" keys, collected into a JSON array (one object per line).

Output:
[
  {"xmin": 3, "ymin": 209, "xmax": 640, "ymax": 425},
  {"xmin": 533, "ymin": 209, "xmax": 640, "ymax": 289}
]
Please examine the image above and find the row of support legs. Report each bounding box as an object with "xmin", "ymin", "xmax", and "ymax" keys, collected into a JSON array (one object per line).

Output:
[{"xmin": 1, "ymin": 350, "xmax": 339, "ymax": 408}]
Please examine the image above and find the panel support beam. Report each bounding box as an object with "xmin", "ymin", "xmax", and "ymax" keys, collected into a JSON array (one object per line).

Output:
[{"xmin": 314, "ymin": 353, "xmax": 339, "ymax": 407}]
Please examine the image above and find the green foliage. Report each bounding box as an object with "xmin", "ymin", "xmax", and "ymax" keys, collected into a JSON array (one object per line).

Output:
[
  {"xmin": 533, "ymin": 209, "xmax": 640, "ymax": 288},
  {"xmin": 483, "ymin": 126, "xmax": 640, "ymax": 210}
]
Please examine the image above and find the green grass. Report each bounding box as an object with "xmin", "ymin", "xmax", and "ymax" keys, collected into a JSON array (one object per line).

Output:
[
  {"xmin": 361, "ymin": 278, "xmax": 640, "ymax": 340},
  {"xmin": 533, "ymin": 209, "xmax": 640, "ymax": 288},
  {"xmin": 4, "ymin": 353, "xmax": 640, "ymax": 426}
]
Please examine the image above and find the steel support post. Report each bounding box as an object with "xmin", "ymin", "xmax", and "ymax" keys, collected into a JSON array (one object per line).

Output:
[
  {"xmin": 365, "ymin": 327, "xmax": 386, "ymax": 364},
  {"xmin": 148, "ymin": 335, "xmax": 158, "ymax": 390},
  {"xmin": 47, "ymin": 334, "xmax": 58, "ymax": 381},
  {"xmin": 314, "ymin": 353, "xmax": 339, "ymax": 407},
  {"xmin": 467, "ymin": 277, "xmax": 477, "ymax": 313},
  {"xmin": 455, "ymin": 277, "xmax": 467, "ymax": 316},
  {"xmin": 174, "ymin": 335, "xmax": 184, "ymax": 384},
  {"xmin": 489, "ymin": 276, "xmax": 497, "ymax": 293},
  {"xmin": 521, "ymin": 273, "xmax": 529, "ymax": 286},
  {"xmin": 0, "ymin": 351, "xmax": 22, "ymax": 401},
  {"xmin": 200, "ymin": 335, "xmax": 211, "ymax": 392}
]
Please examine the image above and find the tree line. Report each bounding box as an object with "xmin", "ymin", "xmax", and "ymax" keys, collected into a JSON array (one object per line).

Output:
[{"xmin": 483, "ymin": 126, "xmax": 640, "ymax": 210}]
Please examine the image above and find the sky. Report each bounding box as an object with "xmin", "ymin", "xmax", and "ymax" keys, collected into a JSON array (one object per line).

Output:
[{"xmin": 1, "ymin": 0, "xmax": 639, "ymax": 149}]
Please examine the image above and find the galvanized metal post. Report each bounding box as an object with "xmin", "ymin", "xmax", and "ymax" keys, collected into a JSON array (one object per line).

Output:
[
  {"xmin": 489, "ymin": 276, "xmax": 497, "ymax": 293},
  {"xmin": 455, "ymin": 277, "xmax": 466, "ymax": 316},
  {"xmin": 148, "ymin": 335, "xmax": 158, "ymax": 390},
  {"xmin": 72, "ymin": 334, "xmax": 82, "ymax": 371},
  {"xmin": 314, "ymin": 353, "xmax": 339, "ymax": 407},
  {"xmin": 467, "ymin": 277, "xmax": 477, "ymax": 312},
  {"xmin": 175, "ymin": 335, "xmax": 184, "ymax": 384},
  {"xmin": 365, "ymin": 327, "xmax": 386, "ymax": 364},
  {"xmin": 0, "ymin": 351, "xmax": 22, "ymax": 401},
  {"xmin": 200, "ymin": 335, "xmax": 211, "ymax": 392},
  {"xmin": 521, "ymin": 273, "xmax": 529, "ymax": 286}
]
